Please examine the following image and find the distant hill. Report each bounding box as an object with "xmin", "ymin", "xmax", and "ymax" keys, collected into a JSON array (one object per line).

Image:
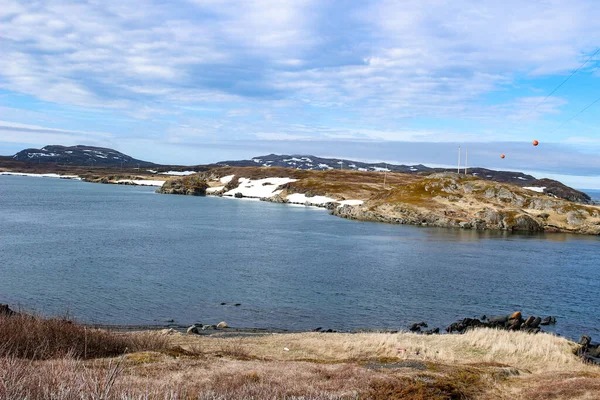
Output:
[
  {"xmin": 11, "ymin": 145, "xmax": 156, "ymax": 167},
  {"xmin": 217, "ymin": 154, "xmax": 591, "ymax": 204}
]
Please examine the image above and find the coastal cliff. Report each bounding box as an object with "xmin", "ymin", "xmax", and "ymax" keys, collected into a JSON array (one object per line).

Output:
[{"xmin": 331, "ymin": 173, "xmax": 600, "ymax": 235}]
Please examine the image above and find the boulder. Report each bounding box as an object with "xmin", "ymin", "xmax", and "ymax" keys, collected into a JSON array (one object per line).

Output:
[
  {"xmin": 0, "ymin": 304, "xmax": 15, "ymax": 316},
  {"xmin": 410, "ymin": 322, "xmax": 428, "ymax": 332},
  {"xmin": 540, "ymin": 316, "xmax": 556, "ymax": 326},
  {"xmin": 579, "ymin": 335, "xmax": 592, "ymax": 347},
  {"xmin": 234, "ymin": 192, "xmax": 243, "ymax": 198},
  {"xmin": 523, "ymin": 316, "xmax": 535, "ymax": 327},
  {"xmin": 217, "ymin": 321, "xmax": 228, "ymax": 329},
  {"xmin": 509, "ymin": 311, "xmax": 522, "ymax": 321},
  {"xmin": 157, "ymin": 176, "xmax": 208, "ymax": 196},
  {"xmin": 530, "ymin": 317, "xmax": 542, "ymax": 329},
  {"xmin": 187, "ymin": 325, "xmax": 201, "ymax": 335},
  {"xmin": 487, "ymin": 315, "xmax": 508, "ymax": 325}
]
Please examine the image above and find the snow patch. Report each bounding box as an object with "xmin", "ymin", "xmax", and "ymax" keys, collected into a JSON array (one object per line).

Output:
[
  {"xmin": 0, "ymin": 172, "xmax": 81, "ymax": 180},
  {"xmin": 371, "ymin": 167, "xmax": 390, "ymax": 172},
  {"xmin": 220, "ymin": 175, "xmax": 235, "ymax": 184},
  {"xmin": 223, "ymin": 177, "xmax": 297, "ymax": 198},
  {"xmin": 286, "ymin": 193, "xmax": 336, "ymax": 205},
  {"xmin": 318, "ymin": 163, "xmax": 333, "ymax": 169},
  {"xmin": 159, "ymin": 171, "xmax": 196, "ymax": 176},
  {"xmin": 523, "ymin": 186, "xmax": 546, "ymax": 193}
]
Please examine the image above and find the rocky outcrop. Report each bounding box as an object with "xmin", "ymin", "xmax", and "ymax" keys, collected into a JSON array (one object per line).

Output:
[
  {"xmin": 577, "ymin": 335, "xmax": 600, "ymax": 365},
  {"xmin": 332, "ymin": 174, "xmax": 600, "ymax": 234},
  {"xmin": 446, "ymin": 312, "xmax": 554, "ymax": 334},
  {"xmin": 157, "ymin": 176, "xmax": 208, "ymax": 196}
]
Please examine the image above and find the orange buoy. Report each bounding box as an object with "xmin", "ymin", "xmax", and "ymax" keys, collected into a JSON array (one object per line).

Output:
[
  {"xmin": 500, "ymin": 154, "xmax": 505, "ymax": 159},
  {"xmin": 533, "ymin": 140, "xmax": 539, "ymax": 146}
]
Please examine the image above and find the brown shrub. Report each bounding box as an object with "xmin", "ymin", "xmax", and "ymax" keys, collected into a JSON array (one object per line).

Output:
[{"xmin": 0, "ymin": 314, "xmax": 167, "ymax": 360}]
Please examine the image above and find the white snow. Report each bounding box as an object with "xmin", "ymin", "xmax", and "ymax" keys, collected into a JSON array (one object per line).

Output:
[
  {"xmin": 348, "ymin": 164, "xmax": 357, "ymax": 168},
  {"xmin": 301, "ymin": 157, "xmax": 312, "ymax": 162},
  {"xmin": 206, "ymin": 186, "xmax": 225, "ymax": 194},
  {"xmin": 65, "ymin": 151, "xmax": 73, "ymax": 154},
  {"xmin": 95, "ymin": 154, "xmax": 107, "ymax": 159},
  {"xmin": 523, "ymin": 186, "xmax": 546, "ymax": 193},
  {"xmin": 252, "ymin": 158, "xmax": 262, "ymax": 163},
  {"xmin": 223, "ymin": 177, "xmax": 297, "ymax": 198},
  {"xmin": 27, "ymin": 152, "xmax": 58, "ymax": 157},
  {"xmin": 371, "ymin": 167, "xmax": 390, "ymax": 172},
  {"xmin": 147, "ymin": 169, "xmax": 158, "ymax": 173},
  {"xmin": 318, "ymin": 163, "xmax": 333, "ymax": 169},
  {"xmin": 410, "ymin": 167, "xmax": 418, "ymax": 171},
  {"xmin": 286, "ymin": 193, "xmax": 336, "ymax": 205},
  {"xmin": 284, "ymin": 157, "xmax": 303, "ymax": 162},
  {"xmin": 0, "ymin": 172, "xmax": 81, "ymax": 180},
  {"xmin": 517, "ymin": 177, "xmax": 528, "ymax": 180},
  {"xmin": 220, "ymin": 174, "xmax": 235, "ymax": 184},
  {"xmin": 358, "ymin": 168, "xmax": 367, "ymax": 171},
  {"xmin": 116, "ymin": 179, "xmax": 165, "ymax": 187},
  {"xmin": 159, "ymin": 171, "xmax": 196, "ymax": 176}
]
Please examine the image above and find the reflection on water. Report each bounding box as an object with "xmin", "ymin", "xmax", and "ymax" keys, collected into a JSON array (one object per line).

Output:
[{"xmin": 1, "ymin": 175, "xmax": 599, "ymax": 340}]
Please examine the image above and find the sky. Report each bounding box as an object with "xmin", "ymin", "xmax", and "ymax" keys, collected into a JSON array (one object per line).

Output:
[{"xmin": 1, "ymin": 0, "xmax": 600, "ymax": 188}]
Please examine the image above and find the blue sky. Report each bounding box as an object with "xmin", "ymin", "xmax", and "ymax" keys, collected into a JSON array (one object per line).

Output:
[{"xmin": 1, "ymin": 0, "xmax": 600, "ymax": 188}]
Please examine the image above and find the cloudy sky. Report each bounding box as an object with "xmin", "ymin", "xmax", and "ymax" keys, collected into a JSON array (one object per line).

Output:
[{"xmin": 1, "ymin": 0, "xmax": 599, "ymax": 187}]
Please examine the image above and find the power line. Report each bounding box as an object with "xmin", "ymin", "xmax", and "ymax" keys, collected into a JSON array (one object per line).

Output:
[
  {"xmin": 548, "ymin": 94, "xmax": 600, "ymax": 134},
  {"xmin": 518, "ymin": 48, "xmax": 600, "ymax": 121}
]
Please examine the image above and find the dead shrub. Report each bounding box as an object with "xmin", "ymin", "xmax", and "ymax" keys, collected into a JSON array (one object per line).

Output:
[
  {"xmin": 218, "ymin": 339, "xmax": 251, "ymax": 360},
  {"xmin": 0, "ymin": 314, "xmax": 166, "ymax": 360}
]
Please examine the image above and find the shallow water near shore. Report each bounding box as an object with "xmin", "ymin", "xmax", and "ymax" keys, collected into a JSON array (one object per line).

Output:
[{"xmin": 1, "ymin": 175, "xmax": 599, "ymax": 339}]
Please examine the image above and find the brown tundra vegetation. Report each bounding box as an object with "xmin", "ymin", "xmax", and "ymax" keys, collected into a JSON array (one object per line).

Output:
[{"xmin": 1, "ymin": 312, "xmax": 600, "ymax": 399}]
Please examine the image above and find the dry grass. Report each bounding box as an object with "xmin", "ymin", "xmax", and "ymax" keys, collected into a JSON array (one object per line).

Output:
[
  {"xmin": 1, "ymin": 326, "xmax": 599, "ymax": 399},
  {"xmin": 174, "ymin": 329, "xmax": 589, "ymax": 374},
  {"xmin": 0, "ymin": 313, "xmax": 167, "ymax": 360}
]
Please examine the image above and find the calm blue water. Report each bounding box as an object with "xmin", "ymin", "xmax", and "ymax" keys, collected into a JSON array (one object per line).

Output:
[
  {"xmin": 1, "ymin": 175, "xmax": 599, "ymax": 339},
  {"xmin": 583, "ymin": 189, "xmax": 600, "ymax": 203}
]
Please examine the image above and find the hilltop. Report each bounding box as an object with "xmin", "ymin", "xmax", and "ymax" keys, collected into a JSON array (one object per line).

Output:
[{"xmin": 10, "ymin": 145, "xmax": 156, "ymax": 167}]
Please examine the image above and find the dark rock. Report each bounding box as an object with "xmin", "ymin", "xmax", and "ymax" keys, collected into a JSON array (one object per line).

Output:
[
  {"xmin": 540, "ymin": 316, "xmax": 556, "ymax": 326},
  {"xmin": 423, "ymin": 328, "xmax": 440, "ymax": 335},
  {"xmin": 446, "ymin": 318, "xmax": 485, "ymax": 334},
  {"xmin": 523, "ymin": 316, "xmax": 535, "ymax": 327},
  {"xmin": 0, "ymin": 304, "xmax": 15, "ymax": 316},
  {"xmin": 187, "ymin": 324, "xmax": 201, "ymax": 335},
  {"xmin": 487, "ymin": 315, "xmax": 508, "ymax": 325},
  {"xmin": 531, "ymin": 317, "xmax": 542, "ymax": 329},
  {"xmin": 409, "ymin": 322, "xmax": 428, "ymax": 332},
  {"xmin": 579, "ymin": 335, "xmax": 592, "ymax": 347},
  {"xmin": 481, "ymin": 315, "xmax": 487, "ymax": 320},
  {"xmin": 234, "ymin": 192, "xmax": 243, "ymax": 198},
  {"xmin": 234, "ymin": 303, "xmax": 241, "ymax": 306},
  {"xmin": 312, "ymin": 327, "xmax": 322, "ymax": 332},
  {"xmin": 220, "ymin": 302, "xmax": 226, "ymax": 305},
  {"xmin": 508, "ymin": 320, "xmax": 522, "ymax": 330}
]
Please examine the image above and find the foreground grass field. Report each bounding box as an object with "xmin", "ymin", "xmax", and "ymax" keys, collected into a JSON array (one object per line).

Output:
[{"xmin": 1, "ymin": 314, "xmax": 599, "ymax": 399}]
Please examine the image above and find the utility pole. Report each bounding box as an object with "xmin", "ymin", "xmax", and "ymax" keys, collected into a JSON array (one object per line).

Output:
[
  {"xmin": 465, "ymin": 149, "xmax": 468, "ymax": 175},
  {"xmin": 457, "ymin": 146, "xmax": 461, "ymax": 174}
]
